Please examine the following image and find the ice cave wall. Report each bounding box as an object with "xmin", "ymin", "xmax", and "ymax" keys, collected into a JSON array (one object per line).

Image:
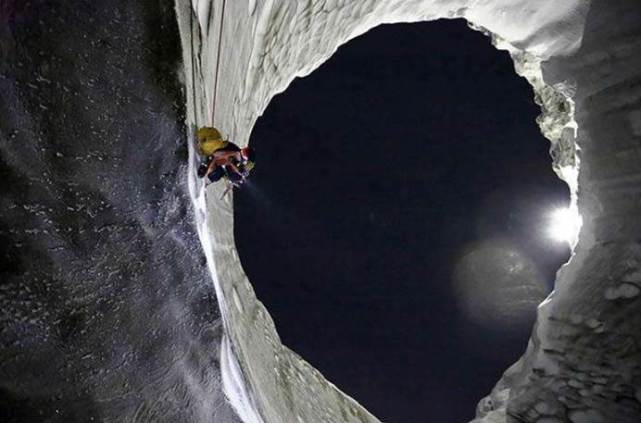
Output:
[
  {"xmin": 1, "ymin": 1, "xmax": 240, "ymax": 421},
  {"xmin": 176, "ymin": 0, "xmax": 641, "ymax": 422}
]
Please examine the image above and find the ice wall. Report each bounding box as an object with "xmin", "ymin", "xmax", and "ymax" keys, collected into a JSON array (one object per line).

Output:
[
  {"xmin": 0, "ymin": 1, "xmax": 244, "ymax": 421},
  {"xmin": 175, "ymin": 0, "xmax": 641, "ymax": 421}
]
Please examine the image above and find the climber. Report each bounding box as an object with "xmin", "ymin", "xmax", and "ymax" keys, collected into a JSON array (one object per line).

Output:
[
  {"xmin": 198, "ymin": 145, "xmax": 255, "ymax": 184},
  {"xmin": 195, "ymin": 126, "xmax": 255, "ymax": 185}
]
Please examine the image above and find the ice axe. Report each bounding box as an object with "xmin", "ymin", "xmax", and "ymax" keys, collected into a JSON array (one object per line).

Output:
[{"xmin": 220, "ymin": 173, "xmax": 248, "ymax": 199}]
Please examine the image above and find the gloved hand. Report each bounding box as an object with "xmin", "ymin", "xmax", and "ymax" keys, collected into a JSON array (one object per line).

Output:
[{"xmin": 197, "ymin": 163, "xmax": 208, "ymax": 178}]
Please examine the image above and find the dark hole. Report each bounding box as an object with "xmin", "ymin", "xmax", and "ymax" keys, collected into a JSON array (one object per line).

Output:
[{"xmin": 235, "ymin": 19, "xmax": 571, "ymax": 422}]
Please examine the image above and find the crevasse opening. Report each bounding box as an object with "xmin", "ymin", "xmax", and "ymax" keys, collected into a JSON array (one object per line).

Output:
[
  {"xmin": 175, "ymin": 1, "xmax": 588, "ymax": 421},
  {"xmin": 234, "ymin": 19, "xmax": 574, "ymax": 422}
]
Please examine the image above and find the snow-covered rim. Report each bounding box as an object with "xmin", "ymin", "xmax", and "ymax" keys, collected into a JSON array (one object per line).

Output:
[{"xmin": 177, "ymin": 1, "xmax": 587, "ymax": 421}]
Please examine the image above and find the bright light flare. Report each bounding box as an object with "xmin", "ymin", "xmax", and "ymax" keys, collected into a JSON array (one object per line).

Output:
[{"xmin": 548, "ymin": 206, "xmax": 582, "ymax": 245}]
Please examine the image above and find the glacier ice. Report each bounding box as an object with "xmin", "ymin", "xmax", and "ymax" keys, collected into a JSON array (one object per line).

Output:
[
  {"xmin": 0, "ymin": 1, "xmax": 240, "ymax": 420},
  {"xmin": 176, "ymin": 0, "xmax": 641, "ymax": 422}
]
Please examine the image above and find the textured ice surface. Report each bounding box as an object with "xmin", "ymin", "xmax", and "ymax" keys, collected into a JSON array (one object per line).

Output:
[
  {"xmin": 175, "ymin": 1, "xmax": 641, "ymax": 422},
  {"xmin": 0, "ymin": 1, "xmax": 239, "ymax": 421},
  {"xmin": 1, "ymin": 0, "xmax": 637, "ymax": 422}
]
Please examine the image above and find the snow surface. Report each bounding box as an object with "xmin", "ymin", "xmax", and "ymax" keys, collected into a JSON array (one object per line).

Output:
[{"xmin": 175, "ymin": 0, "xmax": 641, "ymax": 422}]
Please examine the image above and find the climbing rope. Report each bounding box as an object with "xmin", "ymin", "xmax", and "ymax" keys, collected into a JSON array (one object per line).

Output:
[
  {"xmin": 210, "ymin": 0, "xmax": 227, "ymax": 126},
  {"xmin": 189, "ymin": 5, "xmax": 198, "ymax": 128},
  {"xmin": 189, "ymin": 1, "xmax": 236, "ymax": 197}
]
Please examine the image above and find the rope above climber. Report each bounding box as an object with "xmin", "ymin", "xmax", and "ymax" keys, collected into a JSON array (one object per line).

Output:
[{"xmin": 190, "ymin": 3, "xmax": 247, "ymax": 195}]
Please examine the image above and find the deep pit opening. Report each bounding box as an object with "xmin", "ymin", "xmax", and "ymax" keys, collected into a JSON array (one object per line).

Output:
[{"xmin": 234, "ymin": 19, "xmax": 571, "ymax": 422}]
